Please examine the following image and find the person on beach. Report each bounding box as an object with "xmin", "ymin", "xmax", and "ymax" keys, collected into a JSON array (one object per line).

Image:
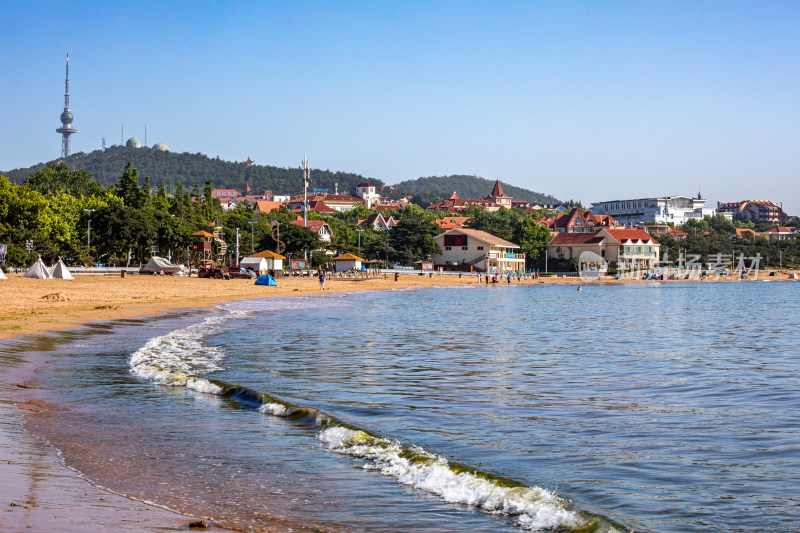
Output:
[
  {"xmin": 478, "ymin": 273, "xmax": 482, "ymax": 284},
  {"xmin": 318, "ymin": 269, "xmax": 326, "ymax": 290}
]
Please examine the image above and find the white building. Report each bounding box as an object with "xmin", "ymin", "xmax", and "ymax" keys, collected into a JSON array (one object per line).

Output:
[
  {"xmin": 432, "ymin": 228, "xmax": 526, "ymax": 273},
  {"xmin": 355, "ymin": 182, "xmax": 381, "ymax": 208},
  {"xmin": 590, "ymin": 195, "xmax": 720, "ymax": 226}
]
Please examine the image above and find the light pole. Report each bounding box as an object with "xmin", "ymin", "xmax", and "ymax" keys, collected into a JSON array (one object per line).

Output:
[
  {"xmin": 248, "ymin": 221, "xmax": 256, "ymax": 255},
  {"xmin": 83, "ymin": 209, "xmax": 95, "ymax": 261},
  {"xmin": 236, "ymin": 227, "xmax": 240, "ymax": 265},
  {"xmin": 356, "ymin": 228, "xmax": 364, "ymax": 252}
]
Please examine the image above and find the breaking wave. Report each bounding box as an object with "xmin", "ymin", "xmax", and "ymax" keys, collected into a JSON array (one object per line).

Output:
[{"xmin": 128, "ymin": 309, "xmax": 626, "ymax": 533}]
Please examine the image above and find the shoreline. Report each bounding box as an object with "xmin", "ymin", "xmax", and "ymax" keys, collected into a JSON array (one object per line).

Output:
[{"xmin": 1, "ymin": 270, "xmax": 794, "ymax": 342}]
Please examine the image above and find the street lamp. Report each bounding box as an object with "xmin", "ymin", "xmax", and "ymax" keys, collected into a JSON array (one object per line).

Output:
[
  {"xmin": 248, "ymin": 221, "xmax": 257, "ymax": 255},
  {"xmin": 356, "ymin": 228, "xmax": 364, "ymax": 252},
  {"xmin": 83, "ymin": 209, "xmax": 95, "ymax": 261}
]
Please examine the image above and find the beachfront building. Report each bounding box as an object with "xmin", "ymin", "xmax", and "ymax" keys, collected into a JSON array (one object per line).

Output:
[
  {"xmin": 432, "ymin": 228, "xmax": 525, "ymax": 273},
  {"xmin": 717, "ymin": 200, "xmax": 785, "ymax": 225},
  {"xmin": 547, "ymin": 228, "xmax": 660, "ymax": 270},
  {"xmin": 244, "ymin": 250, "xmax": 285, "ymax": 273},
  {"xmin": 590, "ymin": 195, "xmax": 719, "ymax": 226},
  {"xmin": 333, "ymin": 253, "xmax": 364, "ymax": 272}
]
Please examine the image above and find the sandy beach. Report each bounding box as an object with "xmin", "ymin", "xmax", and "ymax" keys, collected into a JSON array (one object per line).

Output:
[
  {"xmin": 0, "ymin": 269, "xmax": 792, "ymax": 341},
  {"xmin": 0, "ymin": 272, "xmax": 584, "ymax": 341}
]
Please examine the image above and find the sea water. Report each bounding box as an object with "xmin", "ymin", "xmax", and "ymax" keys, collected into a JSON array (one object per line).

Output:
[{"xmin": 7, "ymin": 281, "xmax": 800, "ymax": 532}]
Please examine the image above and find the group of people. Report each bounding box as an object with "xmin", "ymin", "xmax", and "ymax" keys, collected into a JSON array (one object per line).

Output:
[{"xmin": 477, "ymin": 270, "xmax": 540, "ymax": 285}]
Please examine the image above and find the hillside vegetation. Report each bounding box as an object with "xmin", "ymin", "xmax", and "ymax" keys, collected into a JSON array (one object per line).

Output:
[
  {"xmin": 395, "ymin": 175, "xmax": 560, "ymax": 205},
  {"xmin": 4, "ymin": 149, "xmax": 561, "ymax": 205},
  {"xmin": 4, "ymin": 146, "xmax": 380, "ymax": 197}
]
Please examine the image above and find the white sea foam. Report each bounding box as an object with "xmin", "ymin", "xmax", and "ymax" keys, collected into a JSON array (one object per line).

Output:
[
  {"xmin": 318, "ymin": 426, "xmax": 605, "ymax": 532},
  {"xmin": 259, "ymin": 402, "xmax": 288, "ymax": 416},
  {"xmin": 128, "ymin": 311, "xmax": 244, "ymax": 393}
]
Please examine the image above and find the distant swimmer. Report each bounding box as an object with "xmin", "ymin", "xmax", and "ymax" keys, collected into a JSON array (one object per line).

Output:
[{"xmin": 577, "ymin": 286, "xmax": 582, "ymax": 291}]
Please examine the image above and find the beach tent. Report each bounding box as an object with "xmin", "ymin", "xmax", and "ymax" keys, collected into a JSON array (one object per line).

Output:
[
  {"xmin": 139, "ymin": 256, "xmax": 184, "ymax": 274},
  {"xmin": 24, "ymin": 256, "xmax": 52, "ymax": 279},
  {"xmin": 789, "ymin": 273, "xmax": 799, "ymax": 280},
  {"xmin": 254, "ymin": 274, "xmax": 277, "ymax": 286},
  {"xmin": 0, "ymin": 267, "xmax": 7, "ymax": 280},
  {"xmin": 51, "ymin": 258, "xmax": 74, "ymax": 280}
]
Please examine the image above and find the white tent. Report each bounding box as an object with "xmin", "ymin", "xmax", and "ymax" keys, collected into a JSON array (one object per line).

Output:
[
  {"xmin": 0, "ymin": 267, "xmax": 7, "ymax": 280},
  {"xmin": 139, "ymin": 256, "xmax": 184, "ymax": 274},
  {"xmin": 24, "ymin": 256, "xmax": 52, "ymax": 279},
  {"xmin": 51, "ymin": 258, "xmax": 74, "ymax": 280}
]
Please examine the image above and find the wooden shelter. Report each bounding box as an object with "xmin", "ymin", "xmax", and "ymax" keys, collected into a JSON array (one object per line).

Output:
[{"xmin": 191, "ymin": 230, "xmax": 214, "ymax": 268}]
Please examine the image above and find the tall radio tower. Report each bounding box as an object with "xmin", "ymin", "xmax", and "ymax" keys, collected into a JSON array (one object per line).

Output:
[{"xmin": 55, "ymin": 54, "xmax": 77, "ymax": 159}]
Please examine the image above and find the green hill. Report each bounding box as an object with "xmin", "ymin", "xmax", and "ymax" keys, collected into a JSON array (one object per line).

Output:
[
  {"xmin": 3, "ymin": 149, "xmax": 560, "ymax": 205},
  {"xmin": 3, "ymin": 146, "xmax": 381, "ymax": 197},
  {"xmin": 394, "ymin": 175, "xmax": 560, "ymax": 205}
]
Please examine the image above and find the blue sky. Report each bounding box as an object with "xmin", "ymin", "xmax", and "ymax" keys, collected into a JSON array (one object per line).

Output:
[{"xmin": 2, "ymin": 1, "xmax": 798, "ymax": 213}]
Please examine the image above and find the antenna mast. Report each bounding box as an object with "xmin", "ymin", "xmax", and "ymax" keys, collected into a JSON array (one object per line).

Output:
[{"xmin": 56, "ymin": 53, "xmax": 77, "ymax": 158}]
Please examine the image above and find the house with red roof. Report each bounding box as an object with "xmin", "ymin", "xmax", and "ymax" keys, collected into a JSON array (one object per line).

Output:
[
  {"xmin": 548, "ymin": 228, "xmax": 660, "ymax": 270},
  {"xmin": 717, "ymin": 200, "xmax": 785, "ymax": 225},
  {"xmin": 730, "ymin": 228, "xmax": 759, "ymax": 240},
  {"xmin": 432, "ymin": 216, "xmax": 470, "ymax": 229},
  {"xmin": 358, "ymin": 213, "xmax": 392, "ymax": 231},
  {"xmin": 538, "ymin": 207, "xmax": 620, "ymax": 234},
  {"xmin": 288, "ymin": 194, "xmax": 364, "ymax": 212},
  {"xmin": 254, "ymin": 200, "xmax": 285, "ymax": 214},
  {"xmin": 760, "ymin": 227, "xmax": 797, "ymax": 241},
  {"xmin": 288, "ymin": 216, "xmax": 334, "ymax": 242}
]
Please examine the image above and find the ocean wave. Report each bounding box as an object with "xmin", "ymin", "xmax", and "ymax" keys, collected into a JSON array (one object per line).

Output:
[
  {"xmin": 128, "ymin": 310, "xmax": 248, "ymax": 390},
  {"xmin": 128, "ymin": 307, "xmax": 624, "ymax": 532},
  {"xmin": 317, "ymin": 426, "xmax": 616, "ymax": 532}
]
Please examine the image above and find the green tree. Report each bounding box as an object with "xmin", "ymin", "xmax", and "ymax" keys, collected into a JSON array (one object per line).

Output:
[{"xmin": 390, "ymin": 205, "xmax": 441, "ymax": 264}]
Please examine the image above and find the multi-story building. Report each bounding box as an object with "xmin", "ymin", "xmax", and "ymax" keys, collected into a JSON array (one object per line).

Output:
[
  {"xmin": 433, "ymin": 228, "xmax": 526, "ymax": 273},
  {"xmin": 590, "ymin": 195, "xmax": 720, "ymax": 226},
  {"xmin": 547, "ymin": 228, "xmax": 660, "ymax": 270},
  {"xmin": 355, "ymin": 182, "xmax": 381, "ymax": 208},
  {"xmin": 717, "ymin": 200, "xmax": 784, "ymax": 225}
]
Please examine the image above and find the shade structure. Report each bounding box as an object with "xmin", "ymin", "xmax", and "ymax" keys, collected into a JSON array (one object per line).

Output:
[
  {"xmin": 24, "ymin": 257, "xmax": 52, "ymax": 279},
  {"xmin": 0, "ymin": 267, "xmax": 7, "ymax": 280},
  {"xmin": 51, "ymin": 258, "xmax": 74, "ymax": 279}
]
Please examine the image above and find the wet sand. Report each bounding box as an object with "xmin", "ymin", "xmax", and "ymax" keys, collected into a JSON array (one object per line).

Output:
[{"xmin": 0, "ymin": 344, "xmax": 231, "ymax": 532}]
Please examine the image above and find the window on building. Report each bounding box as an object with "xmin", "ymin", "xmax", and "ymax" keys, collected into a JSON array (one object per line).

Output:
[
  {"xmin": 445, "ymin": 246, "xmax": 451, "ymax": 251},
  {"xmin": 477, "ymin": 246, "xmax": 484, "ymax": 250}
]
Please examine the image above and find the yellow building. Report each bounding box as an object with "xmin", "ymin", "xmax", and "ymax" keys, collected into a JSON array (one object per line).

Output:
[{"xmin": 433, "ymin": 228, "xmax": 525, "ymax": 273}]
